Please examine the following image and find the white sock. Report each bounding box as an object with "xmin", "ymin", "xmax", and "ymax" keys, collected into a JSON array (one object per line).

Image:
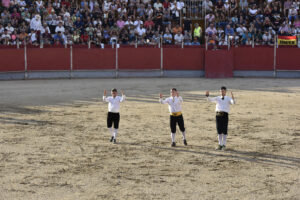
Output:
[
  {"xmin": 114, "ymin": 129, "xmax": 118, "ymax": 139},
  {"xmin": 109, "ymin": 128, "xmax": 114, "ymax": 137},
  {"xmin": 218, "ymin": 134, "xmax": 223, "ymax": 146},
  {"xmin": 171, "ymin": 133, "xmax": 176, "ymax": 143},
  {"xmin": 223, "ymin": 134, "xmax": 227, "ymax": 146},
  {"xmin": 182, "ymin": 131, "xmax": 186, "ymax": 140}
]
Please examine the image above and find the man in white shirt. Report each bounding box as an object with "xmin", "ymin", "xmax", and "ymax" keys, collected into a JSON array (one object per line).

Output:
[
  {"xmin": 55, "ymin": 22, "xmax": 65, "ymax": 33},
  {"xmin": 103, "ymin": 88, "xmax": 126, "ymax": 144},
  {"xmin": 206, "ymin": 86, "xmax": 235, "ymax": 150},
  {"xmin": 174, "ymin": 32, "xmax": 183, "ymax": 44},
  {"xmin": 159, "ymin": 88, "xmax": 187, "ymax": 147}
]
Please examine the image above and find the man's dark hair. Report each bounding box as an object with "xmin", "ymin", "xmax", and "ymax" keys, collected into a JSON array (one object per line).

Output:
[
  {"xmin": 171, "ymin": 88, "xmax": 177, "ymax": 91},
  {"xmin": 221, "ymin": 86, "xmax": 227, "ymax": 90},
  {"xmin": 111, "ymin": 88, "xmax": 117, "ymax": 92}
]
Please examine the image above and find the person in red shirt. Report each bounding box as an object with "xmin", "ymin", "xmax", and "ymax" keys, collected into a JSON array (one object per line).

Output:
[
  {"xmin": 80, "ymin": 31, "xmax": 89, "ymax": 44},
  {"xmin": 163, "ymin": 0, "xmax": 170, "ymax": 10},
  {"xmin": 144, "ymin": 17, "xmax": 154, "ymax": 29}
]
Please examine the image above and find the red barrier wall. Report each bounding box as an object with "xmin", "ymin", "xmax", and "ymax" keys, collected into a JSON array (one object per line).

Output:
[
  {"xmin": 276, "ymin": 48, "xmax": 300, "ymax": 70},
  {"xmin": 118, "ymin": 48, "xmax": 160, "ymax": 70},
  {"xmin": 27, "ymin": 48, "xmax": 70, "ymax": 71},
  {"xmin": 163, "ymin": 48, "xmax": 204, "ymax": 70},
  {"xmin": 205, "ymin": 50, "xmax": 233, "ymax": 78},
  {"xmin": 233, "ymin": 47, "xmax": 274, "ymax": 71},
  {"xmin": 0, "ymin": 49, "xmax": 24, "ymax": 72},
  {"xmin": 73, "ymin": 48, "xmax": 115, "ymax": 70},
  {"xmin": 0, "ymin": 46, "xmax": 299, "ymax": 74}
]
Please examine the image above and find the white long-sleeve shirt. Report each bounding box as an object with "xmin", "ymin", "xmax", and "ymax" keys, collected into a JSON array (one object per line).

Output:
[
  {"xmin": 103, "ymin": 95, "xmax": 125, "ymax": 113},
  {"xmin": 207, "ymin": 96, "xmax": 235, "ymax": 113},
  {"xmin": 159, "ymin": 96, "xmax": 183, "ymax": 114}
]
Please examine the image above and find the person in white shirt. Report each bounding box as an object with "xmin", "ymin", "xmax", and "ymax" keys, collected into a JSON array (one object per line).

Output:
[
  {"xmin": 206, "ymin": 86, "xmax": 235, "ymax": 150},
  {"xmin": 103, "ymin": 88, "xmax": 126, "ymax": 144},
  {"xmin": 159, "ymin": 88, "xmax": 187, "ymax": 147},
  {"xmin": 55, "ymin": 22, "xmax": 65, "ymax": 33}
]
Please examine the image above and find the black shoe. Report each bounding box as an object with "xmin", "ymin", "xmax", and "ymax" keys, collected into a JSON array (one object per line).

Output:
[
  {"xmin": 222, "ymin": 145, "xmax": 226, "ymax": 150},
  {"xmin": 113, "ymin": 139, "xmax": 116, "ymax": 144},
  {"xmin": 171, "ymin": 142, "xmax": 176, "ymax": 147},
  {"xmin": 183, "ymin": 139, "xmax": 187, "ymax": 146},
  {"xmin": 215, "ymin": 145, "xmax": 222, "ymax": 150},
  {"xmin": 110, "ymin": 136, "xmax": 114, "ymax": 142}
]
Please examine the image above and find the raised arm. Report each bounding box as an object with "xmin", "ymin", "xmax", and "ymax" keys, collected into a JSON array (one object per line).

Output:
[
  {"xmin": 230, "ymin": 92, "xmax": 236, "ymax": 104},
  {"xmin": 159, "ymin": 93, "xmax": 168, "ymax": 104},
  {"xmin": 103, "ymin": 90, "xmax": 110, "ymax": 102},
  {"xmin": 206, "ymin": 91, "xmax": 217, "ymax": 102},
  {"xmin": 177, "ymin": 91, "xmax": 183, "ymax": 104},
  {"xmin": 120, "ymin": 90, "xmax": 126, "ymax": 102}
]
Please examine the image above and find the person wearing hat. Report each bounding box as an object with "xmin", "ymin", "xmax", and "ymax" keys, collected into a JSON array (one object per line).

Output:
[
  {"xmin": 159, "ymin": 88, "xmax": 187, "ymax": 147},
  {"xmin": 206, "ymin": 86, "xmax": 235, "ymax": 150},
  {"xmin": 103, "ymin": 89, "xmax": 126, "ymax": 144}
]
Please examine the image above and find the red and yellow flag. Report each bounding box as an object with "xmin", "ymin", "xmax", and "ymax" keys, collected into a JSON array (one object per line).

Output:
[{"xmin": 278, "ymin": 36, "xmax": 297, "ymax": 45}]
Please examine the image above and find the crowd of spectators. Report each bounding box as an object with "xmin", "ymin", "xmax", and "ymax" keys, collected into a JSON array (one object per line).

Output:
[
  {"xmin": 0, "ymin": 0, "xmax": 299, "ymax": 46},
  {"xmin": 204, "ymin": 0, "xmax": 300, "ymax": 46},
  {"xmin": 0, "ymin": 0, "xmax": 186, "ymax": 45}
]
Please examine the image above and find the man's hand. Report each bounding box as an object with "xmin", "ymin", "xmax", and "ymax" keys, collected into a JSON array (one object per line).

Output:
[
  {"xmin": 159, "ymin": 93, "xmax": 163, "ymax": 98},
  {"xmin": 231, "ymin": 92, "xmax": 234, "ymax": 100},
  {"xmin": 104, "ymin": 90, "xmax": 107, "ymax": 96},
  {"xmin": 121, "ymin": 90, "xmax": 124, "ymax": 96},
  {"xmin": 206, "ymin": 91, "xmax": 209, "ymax": 97}
]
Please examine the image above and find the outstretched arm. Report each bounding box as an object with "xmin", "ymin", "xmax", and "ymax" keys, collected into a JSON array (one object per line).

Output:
[
  {"xmin": 206, "ymin": 91, "xmax": 217, "ymax": 102},
  {"xmin": 159, "ymin": 93, "xmax": 168, "ymax": 104}
]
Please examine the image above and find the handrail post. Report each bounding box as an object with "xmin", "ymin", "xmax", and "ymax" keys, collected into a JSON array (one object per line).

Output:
[
  {"xmin": 24, "ymin": 40, "xmax": 28, "ymax": 80},
  {"xmin": 273, "ymin": 35, "xmax": 277, "ymax": 78},
  {"xmin": 160, "ymin": 37, "xmax": 163, "ymax": 77},
  {"xmin": 116, "ymin": 39, "xmax": 118, "ymax": 78},
  {"xmin": 70, "ymin": 45, "xmax": 73, "ymax": 79}
]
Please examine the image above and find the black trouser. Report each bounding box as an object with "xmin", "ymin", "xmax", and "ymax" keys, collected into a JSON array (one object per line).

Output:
[
  {"xmin": 170, "ymin": 115, "xmax": 185, "ymax": 133},
  {"xmin": 216, "ymin": 112, "xmax": 228, "ymax": 135},
  {"xmin": 107, "ymin": 112, "xmax": 120, "ymax": 129}
]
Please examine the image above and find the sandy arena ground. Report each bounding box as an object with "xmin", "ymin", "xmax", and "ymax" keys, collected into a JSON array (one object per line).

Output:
[{"xmin": 0, "ymin": 78, "xmax": 299, "ymax": 200}]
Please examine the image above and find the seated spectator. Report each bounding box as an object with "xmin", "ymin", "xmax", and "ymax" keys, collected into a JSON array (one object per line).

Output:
[
  {"xmin": 191, "ymin": 37, "xmax": 200, "ymax": 45},
  {"xmin": 206, "ymin": 23, "xmax": 217, "ymax": 36},
  {"xmin": 288, "ymin": 5, "xmax": 298, "ymax": 23},
  {"xmin": 241, "ymin": 30, "xmax": 252, "ymax": 45},
  {"xmin": 202, "ymin": 0, "xmax": 213, "ymax": 13},
  {"xmin": 184, "ymin": 30, "xmax": 192, "ymax": 45},
  {"xmin": 5, "ymin": 23, "xmax": 14, "ymax": 35},
  {"xmin": 144, "ymin": 17, "xmax": 155, "ymax": 29},
  {"xmin": 174, "ymin": 32, "xmax": 183, "ymax": 44},
  {"xmin": 55, "ymin": 22, "xmax": 65, "ymax": 33},
  {"xmin": 54, "ymin": 31, "xmax": 65, "ymax": 45},
  {"xmin": 152, "ymin": 31, "xmax": 161, "ymax": 45},
  {"xmin": 172, "ymin": 24, "xmax": 182, "ymax": 35},
  {"xmin": 205, "ymin": 12, "xmax": 215, "ymax": 24},
  {"xmin": 225, "ymin": 24, "xmax": 234, "ymax": 37},
  {"xmin": 163, "ymin": 29, "xmax": 172, "ymax": 44},
  {"xmin": 136, "ymin": 24, "xmax": 146, "ymax": 37},
  {"xmin": 29, "ymin": 29, "xmax": 38, "ymax": 45},
  {"xmin": 1, "ymin": 29, "xmax": 10, "ymax": 45},
  {"xmin": 42, "ymin": 29, "xmax": 53, "ymax": 45},
  {"xmin": 262, "ymin": 31, "xmax": 272, "ymax": 45},
  {"xmin": 154, "ymin": 0, "xmax": 163, "ymax": 11}
]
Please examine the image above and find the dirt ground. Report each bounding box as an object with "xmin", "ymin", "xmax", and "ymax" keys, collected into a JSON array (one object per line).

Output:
[{"xmin": 0, "ymin": 78, "xmax": 299, "ymax": 200}]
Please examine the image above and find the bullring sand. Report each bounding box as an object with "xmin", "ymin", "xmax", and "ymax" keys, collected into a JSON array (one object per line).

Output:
[{"xmin": 0, "ymin": 78, "xmax": 299, "ymax": 200}]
